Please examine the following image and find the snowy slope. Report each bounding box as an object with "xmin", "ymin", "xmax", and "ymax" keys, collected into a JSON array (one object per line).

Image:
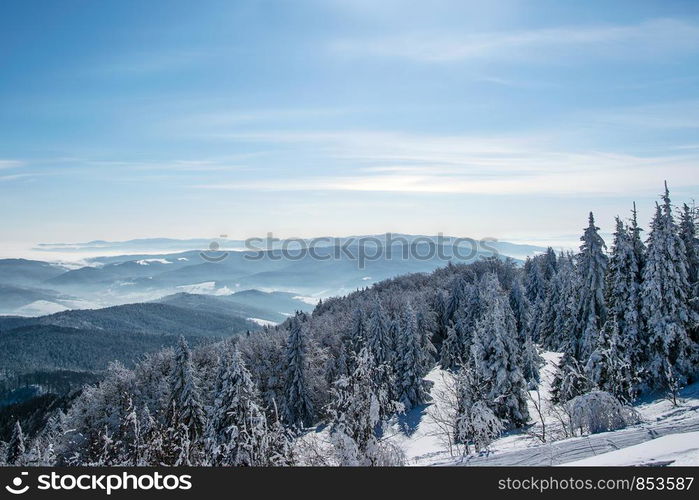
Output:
[
  {"xmin": 564, "ymin": 432, "xmax": 699, "ymax": 466},
  {"xmin": 296, "ymin": 350, "xmax": 699, "ymax": 466},
  {"xmin": 385, "ymin": 351, "xmax": 699, "ymax": 466}
]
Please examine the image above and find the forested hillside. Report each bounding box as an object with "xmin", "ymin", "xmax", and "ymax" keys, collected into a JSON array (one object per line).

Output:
[
  {"xmin": 0, "ymin": 326, "xmax": 215, "ymax": 374},
  {"xmin": 1, "ymin": 185, "xmax": 697, "ymax": 467},
  {"xmin": 0, "ymin": 302, "xmax": 259, "ymax": 337}
]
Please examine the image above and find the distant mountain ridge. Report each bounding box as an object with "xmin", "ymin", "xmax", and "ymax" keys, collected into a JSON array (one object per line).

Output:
[
  {"xmin": 1, "ymin": 235, "xmax": 545, "ymax": 317},
  {"xmin": 35, "ymin": 234, "xmax": 545, "ymax": 260}
]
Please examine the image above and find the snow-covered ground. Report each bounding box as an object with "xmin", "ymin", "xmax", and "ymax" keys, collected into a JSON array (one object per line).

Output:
[
  {"xmin": 564, "ymin": 432, "xmax": 699, "ymax": 466},
  {"xmin": 297, "ymin": 351, "xmax": 699, "ymax": 466},
  {"xmin": 385, "ymin": 351, "xmax": 699, "ymax": 466}
]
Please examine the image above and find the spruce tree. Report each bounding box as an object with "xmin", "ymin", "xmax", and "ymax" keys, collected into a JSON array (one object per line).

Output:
[
  {"xmin": 585, "ymin": 319, "xmax": 635, "ymax": 403},
  {"xmin": 140, "ymin": 406, "xmax": 164, "ymax": 466},
  {"xmin": 283, "ymin": 315, "xmax": 314, "ymax": 428},
  {"xmin": 521, "ymin": 333, "xmax": 544, "ymax": 390},
  {"xmin": 679, "ymin": 203, "xmax": 699, "ymax": 347},
  {"xmin": 118, "ymin": 396, "xmax": 141, "ymax": 465},
  {"xmin": 550, "ymin": 353, "xmax": 591, "ymax": 404},
  {"xmin": 630, "ymin": 201, "xmax": 646, "ymax": 272},
  {"xmin": 440, "ymin": 293, "xmax": 478, "ymax": 371},
  {"xmin": 348, "ymin": 308, "xmax": 366, "ymax": 361},
  {"xmin": 396, "ymin": 304, "xmax": 430, "ymax": 410},
  {"xmin": 679, "ymin": 203, "xmax": 699, "ymax": 290},
  {"xmin": 453, "ymin": 365, "xmax": 502, "ymax": 454},
  {"xmin": 572, "ymin": 212, "xmax": 608, "ymax": 361},
  {"xmin": 264, "ymin": 402, "xmax": 294, "ymax": 466},
  {"xmin": 415, "ymin": 310, "xmax": 437, "ymax": 373},
  {"xmin": 543, "ymin": 247, "xmax": 559, "ymax": 280},
  {"xmin": 606, "ymin": 216, "xmax": 644, "ymax": 388},
  {"xmin": 535, "ymin": 276, "xmax": 559, "ymax": 348},
  {"xmin": 641, "ymin": 184, "xmax": 697, "ymax": 390},
  {"xmin": 470, "ymin": 273, "xmax": 529, "ymax": 428},
  {"xmin": 366, "ymin": 297, "xmax": 391, "ymax": 366},
  {"xmin": 209, "ymin": 348, "xmax": 268, "ymax": 466},
  {"xmin": 433, "ymin": 290, "xmax": 449, "ymax": 346},
  {"xmin": 327, "ymin": 348, "xmax": 393, "ymax": 466},
  {"xmin": 7, "ymin": 420, "xmax": 25, "ymax": 465},
  {"xmin": 525, "ymin": 251, "xmax": 557, "ymax": 344},
  {"xmin": 545, "ymin": 253, "xmax": 578, "ymax": 351},
  {"xmin": 445, "ymin": 276, "xmax": 467, "ymax": 325},
  {"xmin": 524, "ymin": 256, "xmax": 547, "ymax": 306},
  {"xmin": 28, "ymin": 410, "xmax": 65, "ymax": 466},
  {"xmin": 509, "ymin": 277, "xmax": 531, "ymax": 343},
  {"xmin": 440, "ymin": 323, "xmax": 462, "ymax": 370},
  {"xmin": 168, "ymin": 336, "xmax": 206, "ymax": 465}
]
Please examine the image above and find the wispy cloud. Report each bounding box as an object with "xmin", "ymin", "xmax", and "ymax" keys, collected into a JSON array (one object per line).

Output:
[
  {"xmin": 587, "ymin": 100, "xmax": 699, "ymax": 130},
  {"xmin": 0, "ymin": 159, "xmax": 25, "ymax": 169},
  {"xmin": 84, "ymin": 159, "xmax": 250, "ymax": 172},
  {"xmin": 0, "ymin": 173, "xmax": 36, "ymax": 182},
  {"xmin": 330, "ymin": 18, "xmax": 699, "ymax": 63},
  {"xmin": 196, "ymin": 129, "xmax": 699, "ymax": 195}
]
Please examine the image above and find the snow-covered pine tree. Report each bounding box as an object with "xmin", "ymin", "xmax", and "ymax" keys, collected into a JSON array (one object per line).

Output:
[
  {"xmin": 585, "ymin": 319, "xmax": 635, "ymax": 403},
  {"xmin": 95, "ymin": 425, "xmax": 115, "ymax": 466},
  {"xmin": 550, "ymin": 353, "xmax": 591, "ymax": 404},
  {"xmin": 396, "ymin": 304, "xmax": 430, "ymax": 410},
  {"xmin": 521, "ymin": 333, "xmax": 544, "ymax": 390},
  {"xmin": 550, "ymin": 253, "xmax": 579, "ymax": 352},
  {"xmin": 534, "ymin": 275, "xmax": 559, "ymax": 348},
  {"xmin": 283, "ymin": 314, "xmax": 314, "ymax": 429},
  {"xmin": 470, "ymin": 273, "xmax": 530, "ymax": 428},
  {"xmin": 366, "ymin": 297, "xmax": 391, "ymax": 366},
  {"xmin": 543, "ymin": 247, "xmax": 559, "ymax": 280},
  {"xmin": 118, "ymin": 395, "xmax": 141, "ymax": 465},
  {"xmin": 209, "ymin": 348, "xmax": 268, "ymax": 466},
  {"xmin": 440, "ymin": 323, "xmax": 462, "ymax": 370},
  {"xmin": 679, "ymin": 203, "xmax": 698, "ymax": 291},
  {"xmin": 168, "ymin": 336, "xmax": 206, "ymax": 465},
  {"xmin": 445, "ymin": 275, "xmax": 469, "ymax": 325},
  {"xmin": 525, "ymin": 250, "xmax": 557, "ymax": 344},
  {"xmin": 327, "ymin": 308, "xmax": 367, "ymax": 385},
  {"xmin": 508, "ymin": 277, "xmax": 531, "ymax": 343},
  {"xmin": 441, "ymin": 283, "xmax": 481, "ymax": 370},
  {"xmin": 348, "ymin": 308, "xmax": 366, "ymax": 365},
  {"xmin": 453, "ymin": 363, "xmax": 502, "ymax": 454},
  {"xmin": 630, "ymin": 201, "xmax": 646, "ymax": 272},
  {"xmin": 679, "ymin": 203, "xmax": 699, "ymax": 348},
  {"xmin": 433, "ymin": 290, "xmax": 449, "ymax": 346},
  {"xmin": 325, "ymin": 336, "xmax": 350, "ymax": 387},
  {"xmin": 572, "ymin": 212, "xmax": 608, "ymax": 361},
  {"xmin": 7, "ymin": 420, "xmax": 25, "ymax": 465},
  {"xmin": 26, "ymin": 410, "xmax": 65, "ymax": 466},
  {"xmin": 641, "ymin": 184, "xmax": 698, "ymax": 391},
  {"xmin": 386, "ymin": 316, "xmax": 400, "ymax": 361},
  {"xmin": 262, "ymin": 402, "xmax": 294, "ymax": 466},
  {"xmin": 327, "ymin": 348, "xmax": 396, "ymax": 466},
  {"xmin": 415, "ymin": 309, "xmax": 437, "ymax": 373},
  {"xmin": 606, "ymin": 216, "xmax": 644, "ymax": 390},
  {"xmin": 523, "ymin": 256, "xmax": 547, "ymax": 307},
  {"xmin": 139, "ymin": 406, "xmax": 163, "ymax": 466}
]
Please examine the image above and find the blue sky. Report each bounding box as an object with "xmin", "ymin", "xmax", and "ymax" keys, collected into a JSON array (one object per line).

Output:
[{"xmin": 1, "ymin": 0, "xmax": 698, "ymax": 251}]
